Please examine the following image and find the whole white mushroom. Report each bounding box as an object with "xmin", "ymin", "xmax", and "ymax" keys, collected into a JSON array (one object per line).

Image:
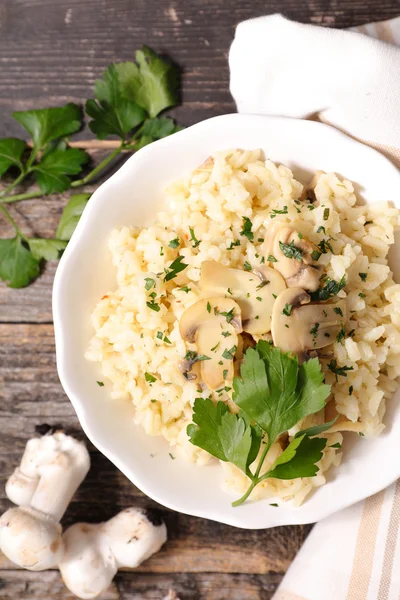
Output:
[
  {"xmin": 59, "ymin": 507, "xmax": 167, "ymax": 599},
  {"xmin": 0, "ymin": 431, "xmax": 90, "ymax": 570}
]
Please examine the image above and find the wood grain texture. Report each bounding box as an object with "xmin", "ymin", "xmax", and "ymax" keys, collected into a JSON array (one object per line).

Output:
[
  {"xmin": 0, "ymin": 323, "xmax": 310, "ymax": 579},
  {"xmin": 1, "ymin": 1, "xmax": 397, "ymax": 598}
]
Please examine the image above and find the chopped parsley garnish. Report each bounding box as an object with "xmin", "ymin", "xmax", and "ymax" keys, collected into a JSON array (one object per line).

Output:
[
  {"xmin": 282, "ymin": 303, "xmax": 292, "ymax": 317},
  {"xmin": 309, "ymin": 276, "xmax": 346, "ymax": 302},
  {"xmin": 243, "ymin": 261, "xmax": 252, "ymax": 271},
  {"xmin": 318, "ymin": 238, "xmax": 334, "ymax": 254},
  {"xmin": 333, "ymin": 307, "xmax": 343, "ymax": 317},
  {"xmin": 222, "ymin": 331, "xmax": 231, "ymax": 337},
  {"xmin": 219, "ymin": 308, "xmax": 235, "ymax": 324},
  {"xmin": 240, "ymin": 217, "xmax": 254, "ymax": 241},
  {"xmin": 144, "ymin": 277, "xmax": 156, "ymax": 290},
  {"xmin": 359, "ymin": 292, "xmax": 366, "ymax": 298},
  {"xmin": 298, "ymin": 233, "xmax": 303, "ymax": 239},
  {"xmin": 311, "ymin": 250, "xmax": 321, "ymax": 261},
  {"xmin": 317, "ymin": 226, "xmax": 326, "ymax": 234},
  {"xmin": 164, "ymin": 255, "xmax": 188, "ymax": 281},
  {"xmin": 348, "ymin": 329, "xmax": 355, "ymax": 338},
  {"xmin": 327, "ymin": 359, "xmax": 354, "ymax": 380},
  {"xmin": 222, "ymin": 345, "xmax": 237, "ymax": 360},
  {"xmin": 256, "ymin": 280, "xmax": 269, "ymax": 290},
  {"xmin": 359, "ymin": 272, "xmax": 367, "ymax": 282},
  {"xmin": 156, "ymin": 331, "xmax": 163, "ymax": 339},
  {"xmin": 256, "ymin": 296, "xmax": 262, "ymax": 302},
  {"xmin": 270, "ymin": 206, "xmax": 288, "ymax": 218},
  {"xmin": 146, "ymin": 300, "xmax": 160, "ymax": 312},
  {"xmin": 223, "ymin": 369, "xmax": 228, "ymax": 379},
  {"xmin": 323, "ymin": 208, "xmax": 330, "ymax": 221},
  {"xmin": 210, "ymin": 342, "xmax": 220, "ymax": 352},
  {"xmin": 257, "ymin": 237, "xmax": 265, "ymax": 243},
  {"xmin": 145, "ymin": 372, "xmax": 157, "ymax": 383},
  {"xmin": 310, "ymin": 322, "xmax": 320, "ymax": 341},
  {"xmin": 365, "ymin": 220, "xmax": 372, "ymax": 225},
  {"xmin": 272, "ymin": 293, "xmax": 277, "ymax": 299},
  {"xmin": 307, "ymin": 205, "xmax": 315, "ymax": 211},
  {"xmin": 168, "ymin": 237, "xmax": 180, "ymax": 248},
  {"xmin": 227, "ymin": 287, "xmax": 232, "ymax": 295},
  {"xmin": 349, "ymin": 385, "xmax": 354, "ymax": 396},
  {"xmin": 207, "ymin": 302, "xmax": 211, "ymax": 313},
  {"xmin": 268, "ymin": 255, "xmax": 277, "ymax": 262},
  {"xmin": 189, "ymin": 227, "xmax": 201, "ymax": 248},
  {"xmin": 227, "ymin": 239, "xmax": 241, "ymax": 250},
  {"xmin": 336, "ymin": 323, "xmax": 346, "ymax": 344},
  {"xmin": 279, "ymin": 241, "xmax": 303, "ymax": 262},
  {"xmin": 169, "ymin": 453, "xmax": 175, "ymax": 460},
  {"xmin": 260, "ymin": 257, "xmax": 265, "ymax": 264},
  {"xmin": 164, "ymin": 336, "xmax": 171, "ymax": 344},
  {"xmin": 330, "ymin": 443, "xmax": 342, "ymax": 449},
  {"xmin": 160, "ymin": 246, "xmax": 164, "ymax": 256},
  {"xmin": 96, "ymin": 381, "xmax": 104, "ymax": 387},
  {"xmin": 179, "ymin": 285, "xmax": 191, "ymax": 293},
  {"xmin": 184, "ymin": 351, "xmax": 211, "ymax": 363}
]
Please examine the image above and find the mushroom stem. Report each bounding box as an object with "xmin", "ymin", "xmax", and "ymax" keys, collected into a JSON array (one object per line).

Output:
[
  {"xmin": 0, "ymin": 432, "xmax": 90, "ymax": 570},
  {"xmin": 59, "ymin": 508, "xmax": 167, "ymax": 599}
]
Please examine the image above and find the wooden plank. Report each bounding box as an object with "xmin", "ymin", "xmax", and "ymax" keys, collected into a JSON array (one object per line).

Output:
[
  {"xmin": 0, "ymin": 570, "xmax": 284, "ymax": 599},
  {"xmin": 0, "ymin": 323, "xmax": 311, "ymax": 575}
]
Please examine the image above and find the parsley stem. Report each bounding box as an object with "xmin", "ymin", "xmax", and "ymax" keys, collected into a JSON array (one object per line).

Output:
[
  {"xmin": 253, "ymin": 441, "xmax": 271, "ymax": 479},
  {"xmin": 0, "ymin": 171, "xmax": 27, "ymax": 199},
  {"xmin": 71, "ymin": 144, "xmax": 123, "ymax": 187},
  {"xmin": 0, "ymin": 190, "xmax": 44, "ymax": 204},
  {"xmin": 0, "ymin": 204, "xmax": 27, "ymax": 240},
  {"xmin": 232, "ymin": 480, "xmax": 258, "ymax": 507}
]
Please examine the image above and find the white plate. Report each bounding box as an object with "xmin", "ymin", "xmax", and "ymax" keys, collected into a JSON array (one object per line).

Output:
[{"xmin": 53, "ymin": 114, "xmax": 400, "ymax": 529}]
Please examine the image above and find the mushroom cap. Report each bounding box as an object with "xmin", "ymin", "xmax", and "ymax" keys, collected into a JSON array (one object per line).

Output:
[
  {"xmin": 59, "ymin": 523, "xmax": 116, "ymax": 600},
  {"xmin": 105, "ymin": 508, "xmax": 167, "ymax": 568},
  {"xmin": 200, "ymin": 260, "xmax": 286, "ymax": 335},
  {"xmin": 264, "ymin": 223, "xmax": 321, "ymax": 291},
  {"xmin": 179, "ymin": 297, "xmax": 242, "ymax": 390},
  {"xmin": 271, "ymin": 287, "xmax": 347, "ymax": 356},
  {"xmin": 0, "ymin": 507, "xmax": 64, "ymax": 570}
]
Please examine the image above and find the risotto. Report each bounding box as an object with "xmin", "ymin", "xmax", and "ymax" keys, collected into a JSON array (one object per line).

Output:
[{"xmin": 86, "ymin": 149, "xmax": 400, "ymax": 506}]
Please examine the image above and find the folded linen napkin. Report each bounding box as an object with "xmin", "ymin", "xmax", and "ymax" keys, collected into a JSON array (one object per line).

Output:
[
  {"xmin": 229, "ymin": 14, "xmax": 400, "ymax": 600},
  {"xmin": 230, "ymin": 14, "xmax": 400, "ymax": 168}
]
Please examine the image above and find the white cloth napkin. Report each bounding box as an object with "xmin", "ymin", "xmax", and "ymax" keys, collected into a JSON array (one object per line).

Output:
[
  {"xmin": 229, "ymin": 14, "xmax": 400, "ymax": 168},
  {"xmin": 229, "ymin": 14, "xmax": 400, "ymax": 600}
]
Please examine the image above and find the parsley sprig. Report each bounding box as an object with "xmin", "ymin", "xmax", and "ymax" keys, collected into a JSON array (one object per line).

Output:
[
  {"xmin": 187, "ymin": 341, "xmax": 331, "ymax": 506},
  {"xmin": 0, "ymin": 46, "xmax": 181, "ymax": 288}
]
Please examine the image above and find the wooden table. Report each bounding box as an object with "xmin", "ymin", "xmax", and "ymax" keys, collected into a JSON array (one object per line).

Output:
[{"xmin": 0, "ymin": 1, "xmax": 398, "ymax": 598}]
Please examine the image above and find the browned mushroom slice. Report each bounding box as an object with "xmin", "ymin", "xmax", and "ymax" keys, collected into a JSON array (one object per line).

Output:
[
  {"xmin": 271, "ymin": 287, "xmax": 347, "ymax": 358},
  {"xmin": 264, "ymin": 223, "xmax": 322, "ymax": 291},
  {"xmin": 200, "ymin": 261, "xmax": 285, "ymax": 335},
  {"xmin": 179, "ymin": 297, "xmax": 242, "ymax": 390}
]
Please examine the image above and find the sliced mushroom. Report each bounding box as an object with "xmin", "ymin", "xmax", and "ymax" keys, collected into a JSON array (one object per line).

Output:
[
  {"xmin": 271, "ymin": 287, "xmax": 347, "ymax": 359},
  {"xmin": 179, "ymin": 297, "xmax": 242, "ymax": 390},
  {"xmin": 264, "ymin": 223, "xmax": 322, "ymax": 291},
  {"xmin": 200, "ymin": 261, "xmax": 286, "ymax": 335}
]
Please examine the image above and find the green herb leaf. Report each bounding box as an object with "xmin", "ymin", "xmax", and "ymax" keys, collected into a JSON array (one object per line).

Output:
[
  {"xmin": 138, "ymin": 116, "xmax": 181, "ymax": 140},
  {"xmin": 0, "ymin": 237, "xmax": 40, "ymax": 288},
  {"xmin": 0, "ymin": 138, "xmax": 26, "ymax": 176},
  {"xmin": 222, "ymin": 345, "xmax": 237, "ymax": 360},
  {"xmin": 240, "ymin": 217, "xmax": 254, "ymax": 241},
  {"xmin": 13, "ymin": 104, "xmax": 82, "ymax": 150},
  {"xmin": 33, "ymin": 148, "xmax": 88, "ymax": 194},
  {"xmin": 309, "ymin": 276, "xmax": 346, "ymax": 302},
  {"xmin": 145, "ymin": 372, "xmax": 157, "ymax": 383},
  {"xmin": 243, "ymin": 261, "xmax": 252, "ymax": 271},
  {"xmin": 28, "ymin": 238, "xmax": 67, "ymax": 261},
  {"xmin": 268, "ymin": 255, "xmax": 277, "ymax": 262},
  {"xmin": 187, "ymin": 398, "xmax": 262, "ymax": 474},
  {"xmin": 164, "ymin": 255, "xmax": 188, "ymax": 281},
  {"xmin": 328, "ymin": 359, "xmax": 354, "ymax": 379},
  {"xmin": 295, "ymin": 416, "xmax": 338, "ymax": 438},
  {"xmin": 144, "ymin": 277, "xmax": 156, "ymax": 290},
  {"xmin": 282, "ymin": 303, "xmax": 292, "ymax": 317},
  {"xmin": 168, "ymin": 237, "xmax": 180, "ymax": 248},
  {"xmin": 97, "ymin": 381, "xmax": 104, "ymax": 387},
  {"xmin": 359, "ymin": 272, "xmax": 367, "ymax": 282},
  {"xmin": 55, "ymin": 194, "xmax": 91, "ymax": 241},
  {"xmin": 266, "ymin": 434, "xmax": 326, "ymax": 479},
  {"xmin": 117, "ymin": 47, "xmax": 179, "ymax": 118},
  {"xmin": 189, "ymin": 227, "xmax": 200, "ymax": 248},
  {"xmin": 279, "ymin": 241, "xmax": 303, "ymax": 262},
  {"xmin": 323, "ymin": 208, "xmax": 330, "ymax": 221},
  {"xmin": 233, "ymin": 341, "xmax": 330, "ymax": 444},
  {"xmin": 146, "ymin": 300, "xmax": 160, "ymax": 312},
  {"xmin": 86, "ymin": 64, "xmax": 146, "ymax": 140}
]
